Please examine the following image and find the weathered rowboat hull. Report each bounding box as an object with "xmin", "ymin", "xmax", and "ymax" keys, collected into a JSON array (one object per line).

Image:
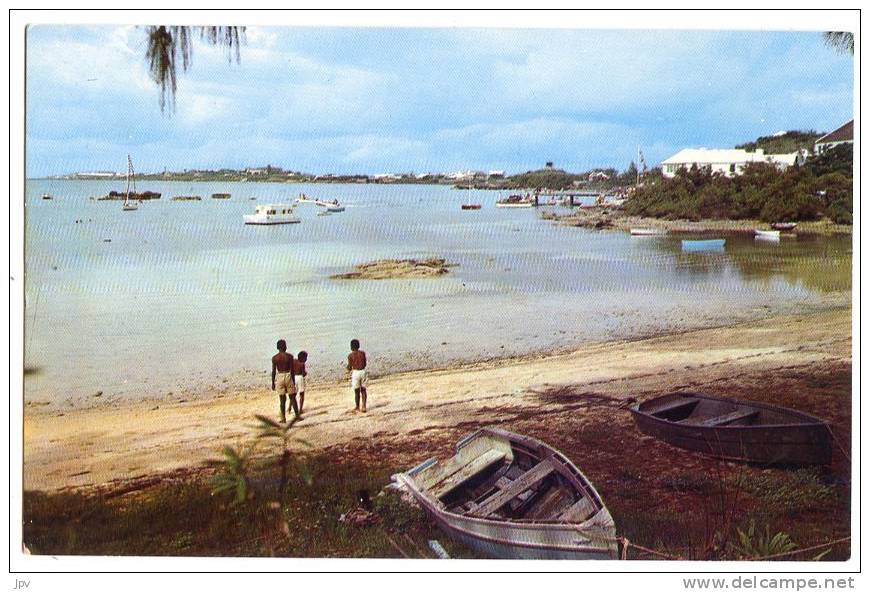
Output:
[
  {"xmin": 630, "ymin": 392, "xmax": 832, "ymax": 466},
  {"xmin": 395, "ymin": 428, "xmax": 618, "ymax": 560},
  {"xmin": 681, "ymin": 239, "xmax": 726, "ymax": 251}
]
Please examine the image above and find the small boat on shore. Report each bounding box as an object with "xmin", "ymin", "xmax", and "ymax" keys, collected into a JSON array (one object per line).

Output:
[
  {"xmin": 771, "ymin": 222, "xmax": 797, "ymax": 232},
  {"xmin": 630, "ymin": 392, "xmax": 832, "ymax": 466},
  {"xmin": 244, "ymin": 203, "xmax": 301, "ymax": 225},
  {"xmin": 754, "ymin": 229, "xmax": 780, "ymax": 241},
  {"xmin": 496, "ymin": 194, "xmax": 534, "ymax": 208},
  {"xmin": 394, "ymin": 427, "xmax": 618, "ymax": 560},
  {"xmin": 681, "ymin": 238, "xmax": 725, "ymax": 252},
  {"xmin": 630, "ymin": 228, "xmax": 667, "ymax": 236},
  {"xmin": 211, "ymin": 193, "xmax": 231, "ymax": 199}
]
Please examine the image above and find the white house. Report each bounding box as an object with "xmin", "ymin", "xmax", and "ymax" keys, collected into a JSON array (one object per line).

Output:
[
  {"xmin": 660, "ymin": 148, "xmax": 800, "ymax": 178},
  {"xmin": 814, "ymin": 120, "xmax": 853, "ymax": 154}
]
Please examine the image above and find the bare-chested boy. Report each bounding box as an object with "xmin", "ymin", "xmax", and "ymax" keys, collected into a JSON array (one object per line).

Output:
[
  {"xmin": 293, "ymin": 351, "xmax": 308, "ymax": 415},
  {"xmin": 346, "ymin": 339, "xmax": 368, "ymax": 413},
  {"xmin": 271, "ymin": 339, "xmax": 298, "ymax": 423}
]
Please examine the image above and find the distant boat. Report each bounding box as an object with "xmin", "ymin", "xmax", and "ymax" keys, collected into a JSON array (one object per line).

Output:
[
  {"xmin": 770, "ymin": 222, "xmax": 797, "ymax": 232},
  {"xmin": 681, "ymin": 238, "xmax": 725, "ymax": 252},
  {"xmin": 394, "ymin": 427, "xmax": 618, "ymax": 560},
  {"xmin": 496, "ymin": 194, "xmax": 534, "ymax": 208},
  {"xmin": 244, "ymin": 203, "xmax": 301, "ymax": 225},
  {"xmin": 754, "ymin": 229, "xmax": 780, "ymax": 241},
  {"xmin": 630, "ymin": 228, "xmax": 667, "ymax": 236},
  {"xmin": 211, "ymin": 193, "xmax": 231, "ymax": 199},
  {"xmin": 296, "ymin": 194, "xmax": 318, "ymax": 204},
  {"xmin": 630, "ymin": 392, "xmax": 832, "ymax": 466},
  {"xmin": 316, "ymin": 199, "xmax": 345, "ymax": 212},
  {"xmin": 462, "ymin": 186, "xmax": 482, "ymax": 210},
  {"xmin": 41, "ymin": 193, "xmax": 53, "ymax": 200},
  {"xmin": 172, "ymin": 195, "xmax": 202, "ymax": 201},
  {"xmin": 122, "ymin": 155, "xmax": 138, "ymax": 211}
]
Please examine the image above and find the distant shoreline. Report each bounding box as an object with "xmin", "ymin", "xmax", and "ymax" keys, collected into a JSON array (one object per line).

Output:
[{"xmin": 541, "ymin": 209, "xmax": 853, "ymax": 237}]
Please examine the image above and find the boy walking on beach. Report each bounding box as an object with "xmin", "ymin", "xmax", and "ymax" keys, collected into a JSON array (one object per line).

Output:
[
  {"xmin": 271, "ymin": 340, "xmax": 298, "ymax": 423},
  {"xmin": 293, "ymin": 351, "xmax": 308, "ymax": 415},
  {"xmin": 347, "ymin": 339, "xmax": 368, "ymax": 413}
]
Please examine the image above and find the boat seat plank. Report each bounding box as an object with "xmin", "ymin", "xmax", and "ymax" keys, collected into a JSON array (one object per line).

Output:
[
  {"xmin": 429, "ymin": 450, "xmax": 507, "ymax": 499},
  {"xmin": 647, "ymin": 398, "xmax": 697, "ymax": 417},
  {"xmin": 699, "ymin": 410, "xmax": 759, "ymax": 427},
  {"xmin": 470, "ymin": 460, "xmax": 555, "ymax": 518},
  {"xmin": 494, "ymin": 476, "xmax": 513, "ymax": 490},
  {"xmin": 557, "ymin": 496, "xmax": 597, "ymax": 523}
]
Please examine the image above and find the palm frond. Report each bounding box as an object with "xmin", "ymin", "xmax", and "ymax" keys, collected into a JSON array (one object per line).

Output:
[
  {"xmin": 144, "ymin": 25, "xmax": 245, "ymax": 111},
  {"xmin": 823, "ymin": 31, "xmax": 854, "ymax": 55}
]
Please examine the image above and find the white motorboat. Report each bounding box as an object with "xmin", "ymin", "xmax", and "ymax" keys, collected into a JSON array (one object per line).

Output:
[
  {"xmin": 296, "ymin": 194, "xmax": 319, "ymax": 204},
  {"xmin": 316, "ymin": 199, "xmax": 345, "ymax": 212},
  {"xmin": 243, "ymin": 204, "xmax": 301, "ymax": 225}
]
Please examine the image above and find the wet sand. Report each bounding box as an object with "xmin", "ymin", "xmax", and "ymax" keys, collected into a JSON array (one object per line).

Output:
[{"xmin": 23, "ymin": 307, "xmax": 851, "ymax": 492}]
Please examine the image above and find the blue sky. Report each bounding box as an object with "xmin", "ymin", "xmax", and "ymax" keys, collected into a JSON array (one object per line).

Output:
[{"xmin": 26, "ymin": 25, "xmax": 853, "ymax": 177}]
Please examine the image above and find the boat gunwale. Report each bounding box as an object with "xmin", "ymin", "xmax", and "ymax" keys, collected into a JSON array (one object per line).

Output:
[
  {"xmin": 630, "ymin": 391, "xmax": 831, "ymax": 431},
  {"xmin": 421, "ymin": 505, "xmax": 617, "ymax": 557}
]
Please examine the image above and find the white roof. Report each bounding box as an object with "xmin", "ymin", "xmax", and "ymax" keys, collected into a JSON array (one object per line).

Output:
[{"xmin": 662, "ymin": 148, "xmax": 797, "ymax": 166}]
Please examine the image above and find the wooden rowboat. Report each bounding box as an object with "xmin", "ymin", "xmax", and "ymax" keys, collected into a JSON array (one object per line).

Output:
[
  {"xmin": 771, "ymin": 222, "xmax": 797, "ymax": 232},
  {"xmin": 394, "ymin": 427, "xmax": 618, "ymax": 560},
  {"xmin": 630, "ymin": 227, "xmax": 667, "ymax": 236},
  {"xmin": 754, "ymin": 229, "xmax": 781, "ymax": 241},
  {"xmin": 681, "ymin": 238, "xmax": 725, "ymax": 252},
  {"xmin": 630, "ymin": 392, "xmax": 832, "ymax": 466}
]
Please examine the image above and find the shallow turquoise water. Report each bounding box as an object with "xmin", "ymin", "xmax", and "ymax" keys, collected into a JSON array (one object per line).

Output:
[{"xmin": 23, "ymin": 180, "xmax": 851, "ymax": 404}]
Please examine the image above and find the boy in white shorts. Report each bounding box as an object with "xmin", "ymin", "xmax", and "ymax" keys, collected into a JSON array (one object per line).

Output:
[
  {"xmin": 293, "ymin": 351, "xmax": 308, "ymax": 415},
  {"xmin": 346, "ymin": 339, "xmax": 368, "ymax": 413}
]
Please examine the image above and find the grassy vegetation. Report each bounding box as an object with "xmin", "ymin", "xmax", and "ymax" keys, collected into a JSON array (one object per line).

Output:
[
  {"xmin": 23, "ymin": 454, "xmax": 477, "ymax": 558},
  {"xmin": 625, "ymin": 145, "xmax": 852, "ymax": 224},
  {"xmin": 736, "ymin": 130, "xmax": 821, "ymax": 155}
]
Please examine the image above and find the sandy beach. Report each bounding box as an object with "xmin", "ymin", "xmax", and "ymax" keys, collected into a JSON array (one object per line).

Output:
[{"xmin": 23, "ymin": 306, "xmax": 851, "ymax": 493}]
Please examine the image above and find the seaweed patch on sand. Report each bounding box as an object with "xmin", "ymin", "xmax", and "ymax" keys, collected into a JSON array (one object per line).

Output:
[{"xmin": 331, "ymin": 258, "xmax": 456, "ymax": 280}]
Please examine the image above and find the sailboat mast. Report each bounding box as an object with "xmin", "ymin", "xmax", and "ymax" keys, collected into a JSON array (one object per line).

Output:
[{"xmin": 125, "ymin": 154, "xmax": 132, "ymax": 206}]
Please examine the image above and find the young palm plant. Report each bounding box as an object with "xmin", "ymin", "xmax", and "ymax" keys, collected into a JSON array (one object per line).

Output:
[
  {"xmin": 208, "ymin": 443, "xmax": 256, "ymax": 505},
  {"xmin": 254, "ymin": 414, "xmax": 313, "ymax": 502}
]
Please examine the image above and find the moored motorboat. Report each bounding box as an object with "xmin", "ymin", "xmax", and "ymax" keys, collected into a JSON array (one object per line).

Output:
[
  {"xmin": 681, "ymin": 238, "xmax": 725, "ymax": 252},
  {"xmin": 754, "ymin": 229, "xmax": 780, "ymax": 241},
  {"xmin": 496, "ymin": 194, "xmax": 534, "ymax": 208},
  {"xmin": 316, "ymin": 199, "xmax": 345, "ymax": 212},
  {"xmin": 771, "ymin": 222, "xmax": 797, "ymax": 232},
  {"xmin": 41, "ymin": 193, "xmax": 53, "ymax": 200},
  {"xmin": 211, "ymin": 193, "xmax": 231, "ymax": 199},
  {"xmin": 461, "ymin": 204, "xmax": 482, "ymax": 210},
  {"xmin": 296, "ymin": 194, "xmax": 319, "ymax": 204},
  {"xmin": 394, "ymin": 427, "xmax": 618, "ymax": 560},
  {"xmin": 630, "ymin": 392, "xmax": 832, "ymax": 466},
  {"xmin": 244, "ymin": 203, "xmax": 301, "ymax": 225}
]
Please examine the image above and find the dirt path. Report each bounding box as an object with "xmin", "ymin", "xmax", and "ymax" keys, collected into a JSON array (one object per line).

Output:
[{"xmin": 23, "ymin": 308, "xmax": 851, "ymax": 492}]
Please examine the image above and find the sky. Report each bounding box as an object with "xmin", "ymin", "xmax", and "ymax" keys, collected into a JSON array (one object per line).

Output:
[{"xmin": 25, "ymin": 24, "xmax": 854, "ymax": 177}]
